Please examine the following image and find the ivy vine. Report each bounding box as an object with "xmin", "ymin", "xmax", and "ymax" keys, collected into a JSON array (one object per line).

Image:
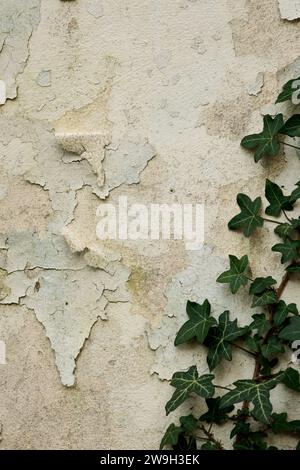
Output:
[{"xmin": 161, "ymin": 77, "xmax": 300, "ymax": 451}]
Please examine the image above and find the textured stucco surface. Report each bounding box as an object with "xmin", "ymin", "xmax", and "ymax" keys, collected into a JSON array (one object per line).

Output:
[{"xmin": 0, "ymin": 0, "xmax": 300, "ymax": 449}]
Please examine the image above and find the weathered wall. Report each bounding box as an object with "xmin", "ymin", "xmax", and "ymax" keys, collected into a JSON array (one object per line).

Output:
[{"xmin": 0, "ymin": 0, "xmax": 300, "ymax": 449}]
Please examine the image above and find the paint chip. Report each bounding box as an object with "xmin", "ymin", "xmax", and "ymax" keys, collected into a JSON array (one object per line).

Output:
[{"xmin": 278, "ymin": 0, "xmax": 300, "ymax": 20}]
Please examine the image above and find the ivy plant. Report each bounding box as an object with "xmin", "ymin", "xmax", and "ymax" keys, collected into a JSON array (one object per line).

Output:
[{"xmin": 161, "ymin": 77, "xmax": 300, "ymax": 450}]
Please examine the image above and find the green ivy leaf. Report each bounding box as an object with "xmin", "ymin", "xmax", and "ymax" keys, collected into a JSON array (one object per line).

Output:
[
  {"xmin": 219, "ymin": 375, "xmax": 283, "ymax": 424},
  {"xmin": 179, "ymin": 415, "xmax": 198, "ymax": 433},
  {"xmin": 271, "ymin": 412, "xmax": 300, "ymax": 435},
  {"xmin": 244, "ymin": 333, "xmax": 261, "ymax": 352},
  {"xmin": 265, "ymin": 180, "xmax": 293, "ymax": 217},
  {"xmin": 173, "ymin": 435, "xmax": 197, "ymax": 451},
  {"xmin": 276, "ymin": 77, "xmax": 300, "ymax": 103},
  {"xmin": 200, "ymin": 397, "xmax": 234, "ymax": 425},
  {"xmin": 281, "ymin": 368, "xmax": 300, "ymax": 392},
  {"xmin": 201, "ymin": 442, "xmax": 219, "ymax": 450},
  {"xmin": 206, "ymin": 311, "xmax": 247, "ymax": 370},
  {"xmin": 290, "ymin": 183, "xmax": 300, "ymax": 203},
  {"xmin": 217, "ymin": 255, "xmax": 249, "ymax": 294},
  {"xmin": 274, "ymin": 300, "xmax": 298, "ymax": 326},
  {"xmin": 274, "ymin": 223, "xmax": 294, "ymax": 240},
  {"xmin": 286, "ymin": 263, "xmax": 300, "ymax": 273},
  {"xmin": 297, "ymin": 441, "xmax": 300, "ymax": 450},
  {"xmin": 249, "ymin": 276, "xmax": 277, "ymax": 295},
  {"xmin": 261, "ymin": 336, "xmax": 285, "ymax": 359},
  {"xmin": 241, "ymin": 114, "xmax": 284, "ymax": 162},
  {"xmin": 280, "ymin": 115, "xmax": 300, "ymax": 138},
  {"xmin": 166, "ymin": 366, "xmax": 215, "ymax": 415},
  {"xmin": 251, "ymin": 290, "xmax": 278, "ymax": 308},
  {"xmin": 160, "ymin": 423, "xmax": 183, "ymax": 449},
  {"xmin": 230, "ymin": 421, "xmax": 250, "ymax": 439},
  {"xmin": 228, "ymin": 194, "xmax": 263, "ymax": 237},
  {"xmin": 279, "ymin": 317, "xmax": 300, "ymax": 342},
  {"xmin": 250, "ymin": 313, "xmax": 271, "ymax": 336},
  {"xmin": 174, "ymin": 300, "xmax": 216, "ymax": 347},
  {"xmin": 272, "ymin": 238, "xmax": 300, "ymax": 263}
]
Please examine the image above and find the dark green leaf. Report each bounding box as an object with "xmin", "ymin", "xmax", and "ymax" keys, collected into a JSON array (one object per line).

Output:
[
  {"xmin": 265, "ymin": 180, "xmax": 293, "ymax": 217},
  {"xmin": 244, "ymin": 333, "xmax": 260, "ymax": 352},
  {"xmin": 249, "ymin": 276, "xmax": 277, "ymax": 295},
  {"xmin": 217, "ymin": 255, "xmax": 249, "ymax": 294},
  {"xmin": 287, "ymin": 263, "xmax": 300, "ymax": 273},
  {"xmin": 251, "ymin": 290, "xmax": 278, "ymax": 308},
  {"xmin": 274, "ymin": 223, "xmax": 294, "ymax": 239},
  {"xmin": 241, "ymin": 114, "xmax": 284, "ymax": 162},
  {"xmin": 228, "ymin": 194, "xmax": 263, "ymax": 237},
  {"xmin": 230, "ymin": 421, "xmax": 250, "ymax": 439},
  {"xmin": 280, "ymin": 115, "xmax": 300, "ymax": 138},
  {"xmin": 220, "ymin": 375, "xmax": 283, "ymax": 424},
  {"xmin": 206, "ymin": 311, "xmax": 247, "ymax": 370},
  {"xmin": 179, "ymin": 415, "xmax": 198, "ymax": 433},
  {"xmin": 173, "ymin": 435, "xmax": 197, "ymax": 451},
  {"xmin": 200, "ymin": 397, "xmax": 234, "ymax": 425},
  {"xmin": 281, "ymin": 367, "xmax": 300, "ymax": 392},
  {"xmin": 279, "ymin": 317, "xmax": 300, "ymax": 342},
  {"xmin": 201, "ymin": 442, "xmax": 219, "ymax": 450},
  {"xmin": 272, "ymin": 238, "xmax": 300, "ymax": 264},
  {"xmin": 276, "ymin": 77, "xmax": 300, "ymax": 103},
  {"xmin": 250, "ymin": 313, "xmax": 271, "ymax": 336},
  {"xmin": 261, "ymin": 336, "xmax": 284, "ymax": 359},
  {"xmin": 174, "ymin": 300, "xmax": 216, "ymax": 347},
  {"xmin": 271, "ymin": 412, "xmax": 300, "ymax": 435},
  {"xmin": 274, "ymin": 300, "xmax": 298, "ymax": 326},
  {"xmin": 290, "ymin": 183, "xmax": 300, "ymax": 204},
  {"xmin": 166, "ymin": 366, "xmax": 215, "ymax": 415},
  {"xmin": 160, "ymin": 423, "xmax": 183, "ymax": 449},
  {"xmin": 297, "ymin": 441, "xmax": 300, "ymax": 450}
]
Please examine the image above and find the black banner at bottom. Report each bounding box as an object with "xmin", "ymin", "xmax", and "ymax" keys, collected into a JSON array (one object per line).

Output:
[{"xmin": 0, "ymin": 450, "xmax": 299, "ymax": 466}]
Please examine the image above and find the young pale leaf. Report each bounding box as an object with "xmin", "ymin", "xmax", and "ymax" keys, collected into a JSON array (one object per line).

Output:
[
  {"xmin": 274, "ymin": 300, "xmax": 298, "ymax": 326},
  {"xmin": 217, "ymin": 255, "xmax": 249, "ymax": 294},
  {"xmin": 281, "ymin": 368, "xmax": 300, "ymax": 392},
  {"xmin": 280, "ymin": 115, "xmax": 300, "ymax": 138},
  {"xmin": 286, "ymin": 263, "xmax": 300, "ymax": 273},
  {"xmin": 174, "ymin": 300, "xmax": 216, "ymax": 346},
  {"xmin": 276, "ymin": 77, "xmax": 300, "ymax": 103},
  {"xmin": 261, "ymin": 336, "xmax": 285, "ymax": 359},
  {"xmin": 271, "ymin": 412, "xmax": 300, "ymax": 434},
  {"xmin": 272, "ymin": 238, "xmax": 300, "ymax": 264},
  {"xmin": 249, "ymin": 276, "xmax": 277, "ymax": 295},
  {"xmin": 219, "ymin": 375, "xmax": 283, "ymax": 424},
  {"xmin": 279, "ymin": 317, "xmax": 300, "ymax": 342},
  {"xmin": 228, "ymin": 194, "xmax": 263, "ymax": 237},
  {"xmin": 241, "ymin": 114, "xmax": 284, "ymax": 162},
  {"xmin": 199, "ymin": 397, "xmax": 234, "ymax": 425},
  {"xmin": 166, "ymin": 366, "xmax": 215, "ymax": 415},
  {"xmin": 251, "ymin": 290, "xmax": 278, "ymax": 308},
  {"xmin": 265, "ymin": 180, "xmax": 293, "ymax": 217},
  {"xmin": 160, "ymin": 423, "xmax": 183, "ymax": 449},
  {"xmin": 206, "ymin": 311, "xmax": 247, "ymax": 371},
  {"xmin": 274, "ymin": 223, "xmax": 295, "ymax": 240}
]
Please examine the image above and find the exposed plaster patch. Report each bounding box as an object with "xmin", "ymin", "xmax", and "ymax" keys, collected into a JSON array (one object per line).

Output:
[
  {"xmin": 0, "ymin": 231, "xmax": 130, "ymax": 386},
  {"xmin": 86, "ymin": 0, "xmax": 104, "ymax": 18},
  {"xmin": 36, "ymin": 70, "xmax": 51, "ymax": 87},
  {"xmin": 246, "ymin": 72, "xmax": 264, "ymax": 96},
  {"xmin": 0, "ymin": 0, "xmax": 41, "ymax": 103},
  {"xmin": 278, "ymin": 0, "xmax": 300, "ymax": 20}
]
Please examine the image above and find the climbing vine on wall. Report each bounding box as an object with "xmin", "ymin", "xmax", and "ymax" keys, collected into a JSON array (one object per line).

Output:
[{"xmin": 161, "ymin": 77, "xmax": 300, "ymax": 451}]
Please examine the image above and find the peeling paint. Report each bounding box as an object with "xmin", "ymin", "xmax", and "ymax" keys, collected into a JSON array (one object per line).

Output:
[{"xmin": 278, "ymin": 0, "xmax": 300, "ymax": 21}]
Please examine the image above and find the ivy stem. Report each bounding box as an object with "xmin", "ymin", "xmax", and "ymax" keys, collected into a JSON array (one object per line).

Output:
[
  {"xmin": 215, "ymin": 384, "xmax": 233, "ymax": 391},
  {"xmin": 198, "ymin": 424, "xmax": 224, "ymax": 450},
  {"xmin": 231, "ymin": 342, "xmax": 257, "ymax": 357},
  {"xmin": 235, "ymin": 265, "xmax": 292, "ymax": 443},
  {"xmin": 279, "ymin": 140, "xmax": 300, "ymax": 151},
  {"xmin": 283, "ymin": 210, "xmax": 292, "ymax": 223},
  {"xmin": 262, "ymin": 217, "xmax": 285, "ymax": 225}
]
